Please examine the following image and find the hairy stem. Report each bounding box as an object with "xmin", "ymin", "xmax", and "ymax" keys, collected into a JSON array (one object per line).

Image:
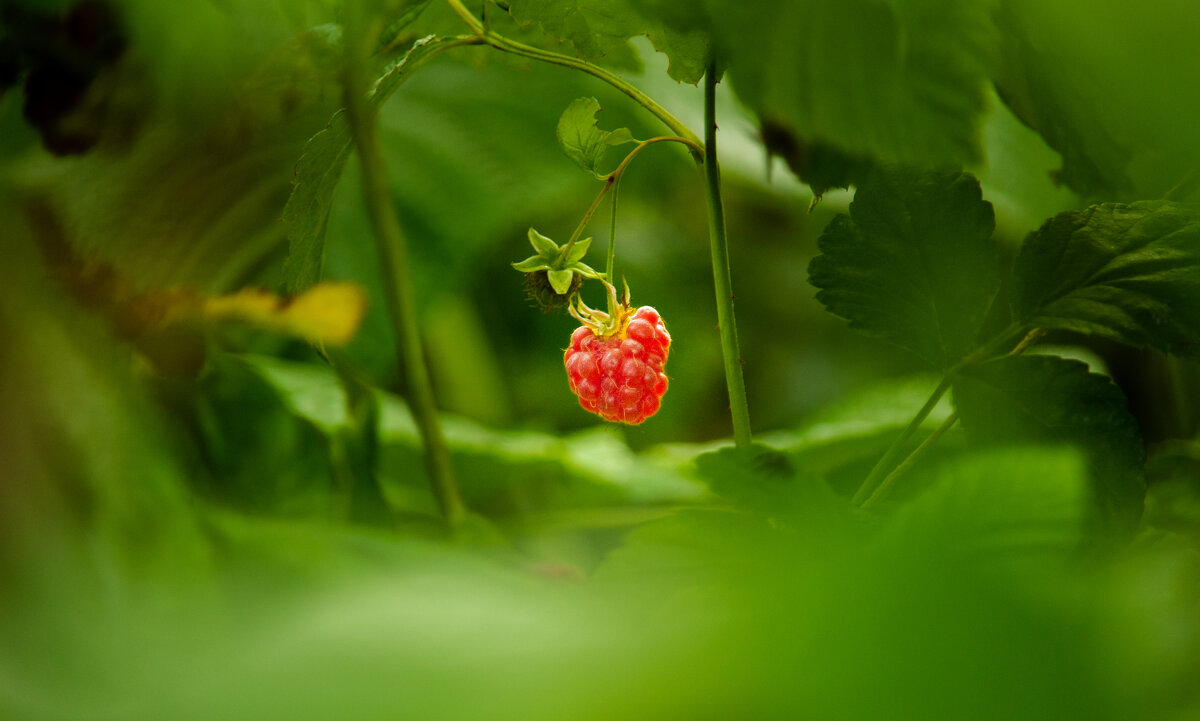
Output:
[
  {"xmin": 444, "ymin": 0, "xmax": 701, "ymax": 148},
  {"xmin": 702, "ymin": 60, "xmax": 752, "ymax": 448},
  {"xmin": 343, "ymin": 4, "xmax": 466, "ymax": 529}
]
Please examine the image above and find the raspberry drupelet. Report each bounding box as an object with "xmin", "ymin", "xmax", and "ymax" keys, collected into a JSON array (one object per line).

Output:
[{"xmin": 564, "ymin": 306, "xmax": 670, "ymax": 424}]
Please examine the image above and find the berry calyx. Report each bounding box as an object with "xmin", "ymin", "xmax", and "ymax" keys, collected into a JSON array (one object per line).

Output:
[{"xmin": 564, "ymin": 305, "xmax": 670, "ymax": 424}]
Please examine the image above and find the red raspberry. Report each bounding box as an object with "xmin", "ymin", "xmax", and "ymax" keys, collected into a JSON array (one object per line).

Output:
[{"xmin": 564, "ymin": 306, "xmax": 671, "ymax": 424}]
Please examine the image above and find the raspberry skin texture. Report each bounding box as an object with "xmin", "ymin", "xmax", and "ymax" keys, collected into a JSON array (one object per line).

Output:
[{"xmin": 564, "ymin": 306, "xmax": 671, "ymax": 424}]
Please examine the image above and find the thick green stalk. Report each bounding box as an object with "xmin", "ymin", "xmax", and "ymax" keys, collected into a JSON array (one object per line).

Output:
[
  {"xmin": 702, "ymin": 61, "xmax": 752, "ymax": 448},
  {"xmin": 342, "ymin": 6, "xmax": 466, "ymax": 529}
]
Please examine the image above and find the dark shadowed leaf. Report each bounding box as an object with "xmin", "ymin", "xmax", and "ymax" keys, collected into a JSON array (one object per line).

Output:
[
  {"xmin": 711, "ymin": 0, "xmax": 995, "ymax": 168},
  {"xmin": 1011, "ymin": 201, "xmax": 1200, "ymax": 357},
  {"xmin": 953, "ymin": 355, "xmax": 1145, "ymax": 539},
  {"xmin": 808, "ymin": 168, "xmax": 999, "ymax": 368},
  {"xmin": 994, "ymin": 0, "xmax": 1200, "ymax": 200}
]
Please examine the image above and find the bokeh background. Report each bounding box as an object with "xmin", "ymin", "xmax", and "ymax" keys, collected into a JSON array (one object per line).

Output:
[{"xmin": 2, "ymin": 1, "xmax": 1199, "ymax": 719}]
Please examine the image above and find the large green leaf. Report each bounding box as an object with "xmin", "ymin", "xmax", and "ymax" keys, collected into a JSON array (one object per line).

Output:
[
  {"xmin": 953, "ymin": 355, "xmax": 1145, "ymax": 540},
  {"xmin": 808, "ymin": 168, "xmax": 999, "ymax": 368},
  {"xmin": 994, "ymin": 0, "xmax": 1200, "ymax": 200},
  {"xmin": 1010, "ymin": 201, "xmax": 1200, "ymax": 357},
  {"xmin": 711, "ymin": 0, "xmax": 996, "ymax": 168}
]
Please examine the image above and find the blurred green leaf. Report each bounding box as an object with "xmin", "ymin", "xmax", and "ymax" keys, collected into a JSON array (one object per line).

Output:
[
  {"xmin": 281, "ymin": 112, "xmax": 353, "ymax": 293},
  {"xmin": 1011, "ymin": 201, "xmax": 1200, "ymax": 357},
  {"xmin": 808, "ymin": 168, "xmax": 999, "ymax": 367},
  {"xmin": 884, "ymin": 446, "xmax": 1089, "ymax": 565},
  {"xmin": 556, "ymin": 96, "xmax": 635, "ymax": 177},
  {"xmin": 237, "ymin": 355, "xmax": 705, "ymax": 519},
  {"xmin": 711, "ymin": 0, "xmax": 995, "ymax": 167},
  {"xmin": 953, "ymin": 355, "xmax": 1146, "ymax": 540},
  {"xmin": 281, "ymin": 35, "xmax": 465, "ymax": 294},
  {"xmin": 693, "ymin": 444, "xmax": 839, "ymax": 520},
  {"xmin": 994, "ymin": 0, "xmax": 1200, "ymax": 199}
]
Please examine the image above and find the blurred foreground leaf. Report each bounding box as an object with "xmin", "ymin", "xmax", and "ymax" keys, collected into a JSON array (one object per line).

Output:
[{"xmin": 954, "ymin": 355, "xmax": 1145, "ymax": 539}]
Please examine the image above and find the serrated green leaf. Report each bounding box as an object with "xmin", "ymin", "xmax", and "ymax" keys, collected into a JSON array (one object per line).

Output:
[
  {"xmin": 281, "ymin": 113, "xmax": 354, "ymax": 294},
  {"xmin": 565, "ymin": 237, "xmax": 591, "ymax": 263},
  {"xmin": 808, "ymin": 168, "xmax": 999, "ymax": 368},
  {"xmin": 711, "ymin": 0, "xmax": 995, "ymax": 168},
  {"xmin": 953, "ymin": 355, "xmax": 1146, "ymax": 540},
  {"xmin": 546, "ymin": 269, "xmax": 574, "ymax": 295},
  {"xmin": 506, "ymin": 0, "xmax": 711, "ymax": 83},
  {"xmin": 556, "ymin": 97, "xmax": 635, "ymax": 177},
  {"xmin": 1011, "ymin": 201, "xmax": 1200, "ymax": 357},
  {"xmin": 281, "ymin": 35, "xmax": 459, "ymax": 294}
]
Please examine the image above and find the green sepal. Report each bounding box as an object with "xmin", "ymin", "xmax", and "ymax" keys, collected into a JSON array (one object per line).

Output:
[
  {"xmin": 565, "ymin": 237, "xmax": 592, "ymax": 263},
  {"xmin": 511, "ymin": 256, "xmax": 552, "ymax": 272},
  {"xmin": 546, "ymin": 270, "xmax": 575, "ymax": 295},
  {"xmin": 527, "ymin": 227, "xmax": 559, "ymax": 256}
]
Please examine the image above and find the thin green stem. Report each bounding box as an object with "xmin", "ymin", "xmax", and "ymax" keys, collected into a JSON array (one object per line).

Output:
[
  {"xmin": 342, "ymin": 4, "xmax": 466, "ymax": 530},
  {"xmin": 854, "ymin": 326, "xmax": 1047, "ymax": 508},
  {"xmin": 558, "ymin": 136, "xmax": 697, "ymax": 263},
  {"xmin": 702, "ymin": 60, "xmax": 752, "ymax": 448},
  {"xmin": 560, "ymin": 175, "xmax": 616, "ymax": 260},
  {"xmin": 606, "ymin": 175, "xmax": 621, "ymax": 282},
  {"xmin": 850, "ymin": 325, "xmax": 1028, "ymax": 506},
  {"xmin": 861, "ymin": 412, "xmax": 959, "ymax": 509},
  {"xmin": 444, "ymin": 0, "xmax": 701, "ymax": 149},
  {"xmin": 851, "ymin": 375, "xmax": 952, "ymax": 506}
]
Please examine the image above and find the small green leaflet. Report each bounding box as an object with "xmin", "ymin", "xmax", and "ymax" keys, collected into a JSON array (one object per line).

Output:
[
  {"xmin": 281, "ymin": 35, "xmax": 454, "ymax": 294},
  {"xmin": 953, "ymin": 355, "xmax": 1145, "ymax": 540},
  {"xmin": 808, "ymin": 169, "xmax": 999, "ymax": 368},
  {"xmin": 1011, "ymin": 201, "xmax": 1200, "ymax": 357},
  {"xmin": 556, "ymin": 98, "xmax": 635, "ymax": 178}
]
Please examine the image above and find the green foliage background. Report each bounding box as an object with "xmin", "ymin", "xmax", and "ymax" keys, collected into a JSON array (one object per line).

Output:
[{"xmin": 2, "ymin": 0, "xmax": 1199, "ymax": 718}]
